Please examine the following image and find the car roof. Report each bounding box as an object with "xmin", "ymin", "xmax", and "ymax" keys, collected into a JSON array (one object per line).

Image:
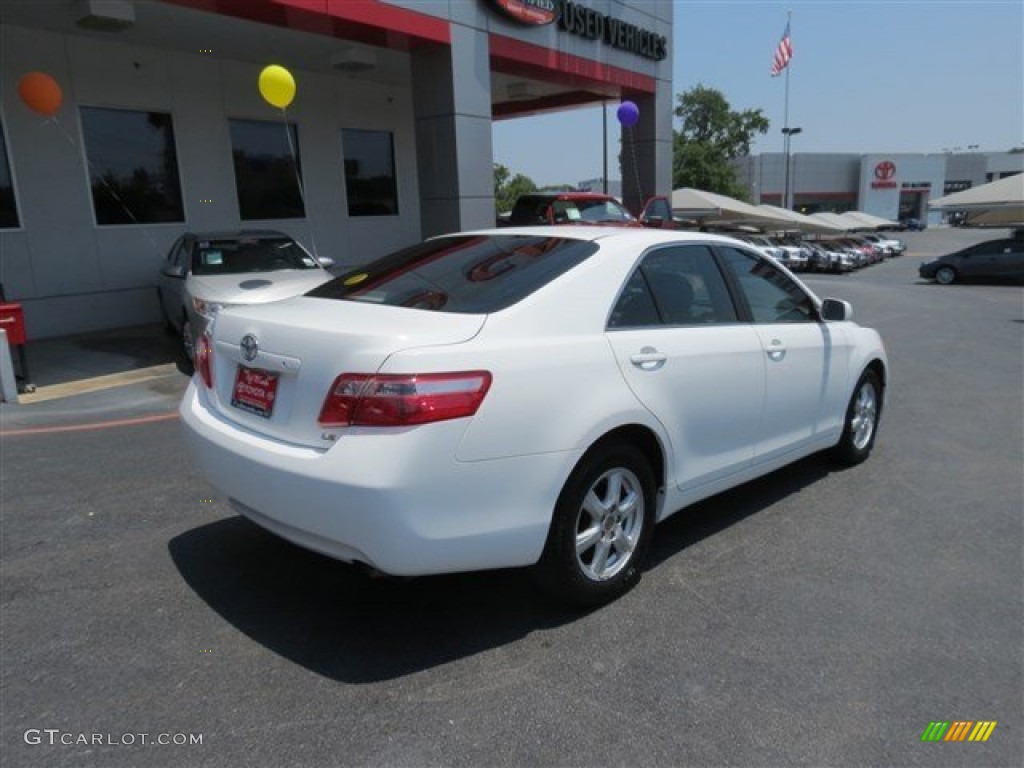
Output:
[
  {"xmin": 185, "ymin": 229, "xmax": 292, "ymax": 241},
  {"xmin": 515, "ymin": 192, "xmax": 620, "ymax": 202},
  {"xmin": 449, "ymin": 225, "xmax": 753, "ymax": 249}
]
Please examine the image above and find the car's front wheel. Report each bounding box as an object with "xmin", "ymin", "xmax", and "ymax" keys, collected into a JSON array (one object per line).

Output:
[
  {"xmin": 935, "ymin": 266, "xmax": 957, "ymax": 285},
  {"xmin": 181, "ymin": 315, "xmax": 196, "ymax": 362},
  {"xmin": 832, "ymin": 369, "xmax": 882, "ymax": 466},
  {"xmin": 535, "ymin": 441, "xmax": 656, "ymax": 606}
]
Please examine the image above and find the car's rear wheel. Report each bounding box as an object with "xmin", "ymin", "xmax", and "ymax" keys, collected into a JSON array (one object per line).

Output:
[
  {"xmin": 535, "ymin": 441, "xmax": 655, "ymax": 606},
  {"xmin": 832, "ymin": 369, "xmax": 882, "ymax": 466},
  {"xmin": 935, "ymin": 266, "xmax": 957, "ymax": 285}
]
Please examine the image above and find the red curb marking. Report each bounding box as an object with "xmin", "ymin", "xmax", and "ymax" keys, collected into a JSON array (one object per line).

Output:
[{"xmin": 1, "ymin": 412, "xmax": 179, "ymax": 437}]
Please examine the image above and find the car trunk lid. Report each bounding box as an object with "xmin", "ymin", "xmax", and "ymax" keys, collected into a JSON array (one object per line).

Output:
[{"xmin": 203, "ymin": 296, "xmax": 486, "ymax": 448}]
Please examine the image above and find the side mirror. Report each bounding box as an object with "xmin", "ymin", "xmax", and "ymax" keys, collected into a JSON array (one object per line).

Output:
[
  {"xmin": 162, "ymin": 265, "xmax": 186, "ymax": 279},
  {"xmin": 641, "ymin": 216, "xmax": 664, "ymax": 229},
  {"xmin": 821, "ymin": 298, "xmax": 853, "ymax": 322},
  {"xmin": 316, "ymin": 256, "xmax": 336, "ymax": 269}
]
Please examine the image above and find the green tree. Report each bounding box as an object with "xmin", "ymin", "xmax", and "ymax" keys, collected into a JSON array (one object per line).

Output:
[
  {"xmin": 672, "ymin": 85, "xmax": 769, "ymax": 200},
  {"xmin": 494, "ymin": 163, "xmax": 538, "ymax": 213}
]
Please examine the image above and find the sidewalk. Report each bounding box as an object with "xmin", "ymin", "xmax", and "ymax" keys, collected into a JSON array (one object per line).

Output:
[{"xmin": 4, "ymin": 323, "xmax": 190, "ymax": 405}]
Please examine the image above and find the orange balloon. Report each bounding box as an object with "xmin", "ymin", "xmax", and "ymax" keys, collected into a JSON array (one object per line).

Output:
[{"xmin": 18, "ymin": 71, "xmax": 63, "ymax": 117}]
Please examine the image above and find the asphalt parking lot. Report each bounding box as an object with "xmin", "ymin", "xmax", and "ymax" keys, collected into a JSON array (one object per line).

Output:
[{"xmin": 2, "ymin": 228, "xmax": 1021, "ymax": 767}]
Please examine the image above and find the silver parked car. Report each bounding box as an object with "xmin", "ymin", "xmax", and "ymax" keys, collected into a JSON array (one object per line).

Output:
[{"xmin": 157, "ymin": 230, "xmax": 334, "ymax": 360}]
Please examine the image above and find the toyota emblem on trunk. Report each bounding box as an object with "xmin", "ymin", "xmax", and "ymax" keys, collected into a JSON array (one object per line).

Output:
[{"xmin": 240, "ymin": 334, "xmax": 259, "ymax": 362}]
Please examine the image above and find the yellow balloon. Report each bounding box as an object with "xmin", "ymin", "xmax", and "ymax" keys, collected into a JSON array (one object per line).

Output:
[{"xmin": 258, "ymin": 64, "xmax": 295, "ymax": 109}]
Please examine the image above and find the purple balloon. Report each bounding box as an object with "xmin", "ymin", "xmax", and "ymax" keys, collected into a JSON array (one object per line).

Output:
[{"xmin": 617, "ymin": 100, "xmax": 639, "ymax": 127}]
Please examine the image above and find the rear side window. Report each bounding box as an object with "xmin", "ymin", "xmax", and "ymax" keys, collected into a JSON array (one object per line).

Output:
[
  {"xmin": 308, "ymin": 235, "xmax": 598, "ymax": 313},
  {"xmin": 609, "ymin": 245, "xmax": 738, "ymax": 328}
]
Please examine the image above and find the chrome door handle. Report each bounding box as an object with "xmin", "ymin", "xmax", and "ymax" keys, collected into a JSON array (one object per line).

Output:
[
  {"xmin": 630, "ymin": 348, "xmax": 667, "ymax": 371},
  {"xmin": 765, "ymin": 339, "xmax": 786, "ymax": 361}
]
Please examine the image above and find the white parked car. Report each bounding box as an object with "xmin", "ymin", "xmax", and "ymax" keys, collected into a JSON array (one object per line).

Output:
[
  {"xmin": 157, "ymin": 230, "xmax": 335, "ymax": 361},
  {"xmin": 181, "ymin": 228, "xmax": 888, "ymax": 605},
  {"xmin": 771, "ymin": 238, "xmax": 812, "ymax": 271}
]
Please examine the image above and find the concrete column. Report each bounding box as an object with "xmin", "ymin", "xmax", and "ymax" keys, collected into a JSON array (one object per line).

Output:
[
  {"xmin": 411, "ymin": 25, "xmax": 495, "ymax": 238},
  {"xmin": 620, "ymin": 81, "xmax": 673, "ymax": 215}
]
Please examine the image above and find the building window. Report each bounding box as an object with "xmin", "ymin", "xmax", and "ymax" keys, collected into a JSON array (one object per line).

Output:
[
  {"xmin": 79, "ymin": 107, "xmax": 185, "ymax": 226},
  {"xmin": 342, "ymin": 129, "xmax": 398, "ymax": 216},
  {"xmin": 229, "ymin": 119, "xmax": 305, "ymax": 220},
  {"xmin": 0, "ymin": 123, "xmax": 19, "ymax": 229}
]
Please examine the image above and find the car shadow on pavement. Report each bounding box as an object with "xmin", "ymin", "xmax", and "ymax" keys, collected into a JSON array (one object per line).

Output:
[
  {"xmin": 168, "ymin": 452, "xmax": 844, "ymax": 683},
  {"xmin": 646, "ymin": 453, "xmax": 836, "ymax": 571},
  {"xmin": 168, "ymin": 517, "xmax": 586, "ymax": 683}
]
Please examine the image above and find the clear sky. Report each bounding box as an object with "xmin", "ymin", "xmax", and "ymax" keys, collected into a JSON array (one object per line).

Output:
[{"xmin": 492, "ymin": 0, "xmax": 1024, "ymax": 188}]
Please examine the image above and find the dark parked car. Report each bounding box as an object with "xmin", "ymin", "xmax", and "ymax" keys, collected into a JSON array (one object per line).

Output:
[{"xmin": 918, "ymin": 237, "xmax": 1024, "ymax": 284}]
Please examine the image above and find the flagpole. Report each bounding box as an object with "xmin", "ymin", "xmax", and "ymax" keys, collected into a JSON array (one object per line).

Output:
[{"xmin": 783, "ymin": 9, "xmax": 792, "ymax": 209}]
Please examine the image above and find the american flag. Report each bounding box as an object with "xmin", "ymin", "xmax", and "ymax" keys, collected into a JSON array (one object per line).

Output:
[{"xmin": 770, "ymin": 22, "xmax": 793, "ymax": 77}]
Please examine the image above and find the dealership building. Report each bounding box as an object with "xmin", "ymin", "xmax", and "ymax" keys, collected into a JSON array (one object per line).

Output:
[
  {"xmin": 732, "ymin": 151, "xmax": 1023, "ymax": 224},
  {"xmin": 0, "ymin": 0, "xmax": 673, "ymax": 339}
]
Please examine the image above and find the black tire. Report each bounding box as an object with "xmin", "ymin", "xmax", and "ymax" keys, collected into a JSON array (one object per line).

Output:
[
  {"xmin": 935, "ymin": 266, "xmax": 957, "ymax": 285},
  {"xmin": 832, "ymin": 369, "xmax": 883, "ymax": 466},
  {"xmin": 534, "ymin": 441, "xmax": 656, "ymax": 606}
]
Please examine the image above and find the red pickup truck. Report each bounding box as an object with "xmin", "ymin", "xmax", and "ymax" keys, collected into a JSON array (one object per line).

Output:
[{"xmin": 502, "ymin": 192, "xmax": 679, "ymax": 229}]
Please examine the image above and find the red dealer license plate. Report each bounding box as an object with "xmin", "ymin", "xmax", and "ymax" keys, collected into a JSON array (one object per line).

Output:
[{"xmin": 231, "ymin": 366, "xmax": 279, "ymax": 419}]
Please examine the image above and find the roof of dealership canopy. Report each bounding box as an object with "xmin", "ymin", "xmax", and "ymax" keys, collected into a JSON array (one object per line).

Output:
[
  {"xmin": 843, "ymin": 211, "xmax": 899, "ymax": 229},
  {"xmin": 670, "ymin": 188, "xmax": 794, "ymax": 228},
  {"xmin": 755, "ymin": 204, "xmax": 847, "ymax": 234},
  {"xmin": 808, "ymin": 212, "xmax": 863, "ymax": 231},
  {"xmin": 929, "ymin": 174, "xmax": 1024, "ymax": 226}
]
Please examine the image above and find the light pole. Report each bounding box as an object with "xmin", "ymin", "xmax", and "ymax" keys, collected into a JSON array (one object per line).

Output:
[{"xmin": 782, "ymin": 126, "xmax": 802, "ymax": 210}]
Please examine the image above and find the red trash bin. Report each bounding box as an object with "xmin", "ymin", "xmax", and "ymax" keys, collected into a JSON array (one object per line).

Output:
[
  {"xmin": 0, "ymin": 302, "xmax": 32, "ymax": 391},
  {"xmin": 0, "ymin": 302, "xmax": 27, "ymax": 345}
]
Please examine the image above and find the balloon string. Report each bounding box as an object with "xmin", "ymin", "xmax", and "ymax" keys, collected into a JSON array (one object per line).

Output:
[
  {"xmin": 280, "ymin": 108, "xmax": 320, "ymax": 262},
  {"xmin": 48, "ymin": 116, "xmax": 165, "ymax": 260},
  {"xmin": 627, "ymin": 125, "xmax": 643, "ymax": 207}
]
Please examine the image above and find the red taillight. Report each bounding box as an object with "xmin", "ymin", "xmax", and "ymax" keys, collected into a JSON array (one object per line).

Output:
[
  {"xmin": 318, "ymin": 371, "xmax": 492, "ymax": 427},
  {"xmin": 195, "ymin": 333, "xmax": 214, "ymax": 389}
]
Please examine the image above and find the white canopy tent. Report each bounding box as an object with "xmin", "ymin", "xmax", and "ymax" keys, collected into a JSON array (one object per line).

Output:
[
  {"xmin": 929, "ymin": 174, "xmax": 1024, "ymax": 227},
  {"xmin": 808, "ymin": 212, "xmax": 859, "ymax": 232},
  {"xmin": 755, "ymin": 204, "xmax": 847, "ymax": 234},
  {"xmin": 670, "ymin": 188, "xmax": 794, "ymax": 229},
  {"xmin": 843, "ymin": 211, "xmax": 899, "ymax": 229}
]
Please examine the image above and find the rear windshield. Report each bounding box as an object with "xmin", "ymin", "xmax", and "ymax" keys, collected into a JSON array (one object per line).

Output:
[
  {"xmin": 192, "ymin": 237, "xmax": 318, "ymax": 276},
  {"xmin": 307, "ymin": 235, "xmax": 598, "ymax": 313}
]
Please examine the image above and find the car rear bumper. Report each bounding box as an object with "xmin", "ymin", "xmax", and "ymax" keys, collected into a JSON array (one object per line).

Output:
[{"xmin": 179, "ymin": 381, "xmax": 579, "ymax": 576}]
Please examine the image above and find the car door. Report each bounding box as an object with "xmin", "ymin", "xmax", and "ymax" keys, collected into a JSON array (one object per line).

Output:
[
  {"xmin": 978, "ymin": 239, "xmax": 1024, "ymax": 279},
  {"xmin": 638, "ymin": 196, "xmax": 676, "ymax": 229},
  {"xmin": 717, "ymin": 246, "xmax": 843, "ymax": 463},
  {"xmin": 159, "ymin": 236, "xmax": 189, "ymax": 326},
  {"xmin": 606, "ymin": 244, "xmax": 765, "ymax": 492},
  {"xmin": 994, "ymin": 245, "xmax": 1024, "ymax": 279}
]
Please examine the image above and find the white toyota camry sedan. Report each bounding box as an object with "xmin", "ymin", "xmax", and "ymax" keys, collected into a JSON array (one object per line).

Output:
[{"xmin": 181, "ymin": 227, "xmax": 887, "ymax": 605}]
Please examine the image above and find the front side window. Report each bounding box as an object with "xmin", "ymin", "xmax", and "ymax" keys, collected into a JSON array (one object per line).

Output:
[
  {"xmin": 79, "ymin": 107, "xmax": 184, "ymax": 225},
  {"xmin": 0, "ymin": 123, "xmax": 19, "ymax": 228},
  {"xmin": 609, "ymin": 245, "xmax": 738, "ymax": 329},
  {"xmin": 229, "ymin": 119, "xmax": 304, "ymax": 220},
  {"xmin": 342, "ymin": 129, "xmax": 397, "ymax": 216},
  {"xmin": 719, "ymin": 247, "xmax": 816, "ymax": 324},
  {"xmin": 308, "ymin": 235, "xmax": 597, "ymax": 313}
]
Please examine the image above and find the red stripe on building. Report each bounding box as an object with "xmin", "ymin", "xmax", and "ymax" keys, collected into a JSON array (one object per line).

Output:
[
  {"xmin": 160, "ymin": 0, "xmax": 450, "ymax": 48},
  {"xmin": 489, "ymin": 33, "xmax": 656, "ymax": 96}
]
